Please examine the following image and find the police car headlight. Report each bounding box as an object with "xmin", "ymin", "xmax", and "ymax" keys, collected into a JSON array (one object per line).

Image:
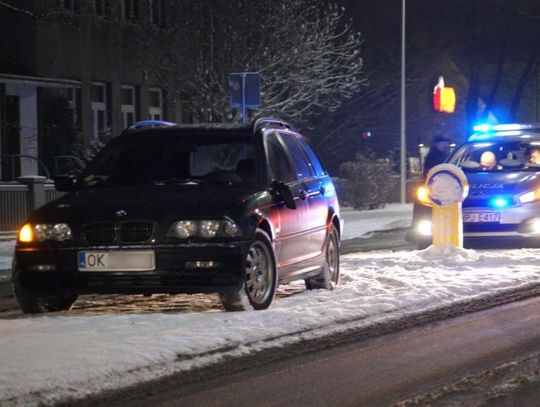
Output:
[
  {"xmin": 168, "ymin": 219, "xmax": 242, "ymax": 239},
  {"xmin": 18, "ymin": 223, "xmax": 72, "ymax": 242},
  {"xmin": 416, "ymin": 186, "xmax": 431, "ymax": 206},
  {"xmin": 528, "ymin": 218, "xmax": 540, "ymax": 233},
  {"xmin": 519, "ymin": 189, "xmax": 540, "ymax": 204},
  {"xmin": 416, "ymin": 219, "xmax": 432, "ymax": 236}
]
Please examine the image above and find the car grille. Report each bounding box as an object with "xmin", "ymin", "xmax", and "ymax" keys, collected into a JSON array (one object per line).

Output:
[
  {"xmin": 83, "ymin": 222, "xmax": 154, "ymax": 244},
  {"xmin": 121, "ymin": 222, "xmax": 154, "ymax": 243}
]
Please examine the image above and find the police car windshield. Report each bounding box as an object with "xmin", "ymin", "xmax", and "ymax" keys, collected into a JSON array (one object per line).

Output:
[{"xmin": 449, "ymin": 141, "xmax": 540, "ymax": 172}]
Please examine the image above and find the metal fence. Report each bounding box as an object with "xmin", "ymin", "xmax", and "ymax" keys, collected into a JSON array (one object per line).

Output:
[{"xmin": 0, "ymin": 177, "xmax": 64, "ymax": 232}]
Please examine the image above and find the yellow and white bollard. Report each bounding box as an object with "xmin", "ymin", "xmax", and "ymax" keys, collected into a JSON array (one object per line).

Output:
[{"xmin": 424, "ymin": 164, "xmax": 469, "ymax": 248}]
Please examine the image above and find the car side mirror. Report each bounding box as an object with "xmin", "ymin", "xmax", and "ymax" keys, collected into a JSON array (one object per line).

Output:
[
  {"xmin": 54, "ymin": 175, "xmax": 78, "ymax": 192},
  {"xmin": 271, "ymin": 180, "xmax": 296, "ymax": 210}
]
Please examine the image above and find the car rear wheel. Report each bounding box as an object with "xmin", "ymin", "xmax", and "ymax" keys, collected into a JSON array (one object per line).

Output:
[
  {"xmin": 12, "ymin": 263, "xmax": 77, "ymax": 314},
  {"xmin": 219, "ymin": 230, "xmax": 277, "ymax": 311},
  {"xmin": 305, "ymin": 225, "xmax": 340, "ymax": 290}
]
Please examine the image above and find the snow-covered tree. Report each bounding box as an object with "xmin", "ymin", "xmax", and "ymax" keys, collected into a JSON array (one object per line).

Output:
[{"xmin": 132, "ymin": 0, "xmax": 366, "ymax": 123}]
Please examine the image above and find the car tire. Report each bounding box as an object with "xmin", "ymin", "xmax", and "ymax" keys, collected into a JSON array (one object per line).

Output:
[
  {"xmin": 305, "ymin": 225, "xmax": 340, "ymax": 290},
  {"xmin": 219, "ymin": 230, "xmax": 277, "ymax": 311},
  {"xmin": 12, "ymin": 263, "xmax": 77, "ymax": 314},
  {"xmin": 416, "ymin": 239, "xmax": 431, "ymax": 250}
]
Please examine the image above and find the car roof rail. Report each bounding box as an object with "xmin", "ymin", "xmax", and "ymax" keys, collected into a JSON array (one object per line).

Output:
[
  {"xmin": 252, "ymin": 117, "xmax": 296, "ymax": 133},
  {"xmin": 127, "ymin": 120, "xmax": 178, "ymax": 131}
]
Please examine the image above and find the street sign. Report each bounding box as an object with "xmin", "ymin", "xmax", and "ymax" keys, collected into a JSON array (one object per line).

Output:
[{"xmin": 229, "ymin": 72, "xmax": 260, "ymax": 123}]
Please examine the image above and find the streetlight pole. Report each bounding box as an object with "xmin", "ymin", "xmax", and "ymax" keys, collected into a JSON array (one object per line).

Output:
[{"xmin": 400, "ymin": 0, "xmax": 407, "ymax": 204}]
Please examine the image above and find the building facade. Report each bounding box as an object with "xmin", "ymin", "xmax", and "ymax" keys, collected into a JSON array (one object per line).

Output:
[{"xmin": 0, "ymin": 0, "xmax": 178, "ymax": 181}]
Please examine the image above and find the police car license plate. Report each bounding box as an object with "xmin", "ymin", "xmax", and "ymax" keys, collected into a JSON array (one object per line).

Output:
[
  {"xmin": 462, "ymin": 212, "xmax": 500, "ymax": 223},
  {"xmin": 78, "ymin": 251, "xmax": 155, "ymax": 271}
]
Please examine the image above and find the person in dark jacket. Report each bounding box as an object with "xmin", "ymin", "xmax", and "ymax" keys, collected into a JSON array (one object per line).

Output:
[{"xmin": 423, "ymin": 135, "xmax": 450, "ymax": 177}]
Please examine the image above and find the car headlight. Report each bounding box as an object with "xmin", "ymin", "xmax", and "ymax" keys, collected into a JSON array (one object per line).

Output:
[
  {"xmin": 519, "ymin": 188, "xmax": 540, "ymax": 204},
  {"xmin": 18, "ymin": 223, "xmax": 72, "ymax": 242},
  {"xmin": 168, "ymin": 219, "xmax": 242, "ymax": 239}
]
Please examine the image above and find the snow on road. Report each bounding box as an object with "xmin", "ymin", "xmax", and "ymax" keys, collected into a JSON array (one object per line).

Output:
[
  {"xmin": 1, "ymin": 203, "xmax": 539, "ymax": 406},
  {"xmin": 341, "ymin": 203, "xmax": 412, "ymax": 240},
  {"xmin": 2, "ymin": 245, "xmax": 540, "ymax": 405}
]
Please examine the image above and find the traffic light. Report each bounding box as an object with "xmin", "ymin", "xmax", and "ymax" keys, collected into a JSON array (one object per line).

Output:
[{"xmin": 433, "ymin": 76, "xmax": 456, "ymax": 114}]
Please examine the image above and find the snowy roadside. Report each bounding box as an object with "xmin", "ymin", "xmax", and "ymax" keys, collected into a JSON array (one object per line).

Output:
[
  {"xmin": 340, "ymin": 203, "xmax": 413, "ymax": 240},
  {"xmin": 0, "ymin": 240, "xmax": 14, "ymax": 283},
  {"xmin": 2, "ymin": 240, "xmax": 540, "ymax": 405}
]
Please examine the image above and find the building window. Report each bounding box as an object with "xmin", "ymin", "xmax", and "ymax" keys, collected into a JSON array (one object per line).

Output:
[
  {"xmin": 121, "ymin": 85, "xmax": 136, "ymax": 129},
  {"xmin": 94, "ymin": 0, "xmax": 112, "ymax": 18},
  {"xmin": 148, "ymin": 88, "xmax": 163, "ymax": 121},
  {"xmin": 91, "ymin": 83, "xmax": 107, "ymax": 139},
  {"xmin": 122, "ymin": 0, "xmax": 140, "ymax": 20},
  {"xmin": 67, "ymin": 87, "xmax": 78, "ymax": 124},
  {"xmin": 150, "ymin": 0, "xmax": 166, "ymax": 27},
  {"xmin": 58, "ymin": 0, "xmax": 80, "ymax": 13}
]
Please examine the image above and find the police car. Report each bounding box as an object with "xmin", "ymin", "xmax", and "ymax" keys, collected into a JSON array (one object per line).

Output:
[{"xmin": 411, "ymin": 123, "xmax": 540, "ymax": 248}]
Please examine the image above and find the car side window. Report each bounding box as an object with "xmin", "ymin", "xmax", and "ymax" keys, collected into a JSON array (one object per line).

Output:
[
  {"xmin": 298, "ymin": 138, "xmax": 326, "ymax": 177},
  {"xmin": 265, "ymin": 133, "xmax": 296, "ymax": 183},
  {"xmin": 278, "ymin": 132, "xmax": 314, "ymax": 180}
]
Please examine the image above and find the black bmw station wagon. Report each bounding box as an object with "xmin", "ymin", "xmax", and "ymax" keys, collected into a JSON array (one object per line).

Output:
[{"xmin": 13, "ymin": 118, "xmax": 342, "ymax": 313}]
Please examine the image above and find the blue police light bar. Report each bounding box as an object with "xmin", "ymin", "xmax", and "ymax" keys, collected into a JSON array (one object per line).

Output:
[
  {"xmin": 472, "ymin": 123, "xmax": 525, "ymax": 132},
  {"xmin": 488, "ymin": 196, "xmax": 512, "ymax": 209},
  {"xmin": 128, "ymin": 120, "xmax": 177, "ymax": 130},
  {"xmin": 468, "ymin": 123, "xmax": 535, "ymax": 141},
  {"xmin": 473, "ymin": 123, "xmax": 493, "ymax": 133}
]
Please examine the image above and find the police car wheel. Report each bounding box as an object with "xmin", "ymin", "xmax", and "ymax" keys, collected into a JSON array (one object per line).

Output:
[{"xmin": 416, "ymin": 238, "xmax": 431, "ymax": 250}]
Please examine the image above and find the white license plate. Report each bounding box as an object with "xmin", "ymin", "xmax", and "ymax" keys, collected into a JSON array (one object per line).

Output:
[
  {"xmin": 463, "ymin": 212, "xmax": 500, "ymax": 223},
  {"xmin": 78, "ymin": 251, "xmax": 156, "ymax": 272}
]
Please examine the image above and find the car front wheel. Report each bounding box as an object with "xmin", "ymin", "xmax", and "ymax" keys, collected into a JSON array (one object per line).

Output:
[
  {"xmin": 12, "ymin": 263, "xmax": 78, "ymax": 314},
  {"xmin": 219, "ymin": 230, "xmax": 277, "ymax": 311}
]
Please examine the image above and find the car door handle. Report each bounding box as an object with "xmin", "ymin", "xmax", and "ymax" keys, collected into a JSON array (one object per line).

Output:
[{"xmin": 298, "ymin": 190, "xmax": 308, "ymax": 200}]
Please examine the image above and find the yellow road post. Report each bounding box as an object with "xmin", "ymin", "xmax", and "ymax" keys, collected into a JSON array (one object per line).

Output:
[{"xmin": 423, "ymin": 164, "xmax": 469, "ymax": 248}]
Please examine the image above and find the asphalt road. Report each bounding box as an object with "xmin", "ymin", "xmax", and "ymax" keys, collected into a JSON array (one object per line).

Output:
[{"xmin": 91, "ymin": 296, "xmax": 540, "ymax": 407}]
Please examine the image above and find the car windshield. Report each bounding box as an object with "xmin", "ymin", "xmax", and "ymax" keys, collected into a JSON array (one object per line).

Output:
[
  {"xmin": 80, "ymin": 132, "xmax": 259, "ymax": 187},
  {"xmin": 448, "ymin": 140, "xmax": 540, "ymax": 172}
]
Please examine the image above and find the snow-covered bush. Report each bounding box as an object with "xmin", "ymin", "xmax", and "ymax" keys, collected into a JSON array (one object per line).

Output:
[{"xmin": 338, "ymin": 157, "xmax": 396, "ymax": 209}]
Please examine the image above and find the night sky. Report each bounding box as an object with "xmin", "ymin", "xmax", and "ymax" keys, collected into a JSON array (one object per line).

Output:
[{"xmin": 321, "ymin": 0, "xmax": 540, "ymax": 167}]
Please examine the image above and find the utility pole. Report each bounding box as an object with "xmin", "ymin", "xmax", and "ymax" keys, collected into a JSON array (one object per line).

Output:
[{"xmin": 400, "ymin": 0, "xmax": 407, "ymax": 204}]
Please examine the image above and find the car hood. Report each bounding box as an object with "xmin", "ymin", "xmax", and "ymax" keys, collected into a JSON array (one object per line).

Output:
[
  {"xmin": 465, "ymin": 171, "xmax": 540, "ymax": 197},
  {"xmin": 30, "ymin": 184, "xmax": 260, "ymax": 224}
]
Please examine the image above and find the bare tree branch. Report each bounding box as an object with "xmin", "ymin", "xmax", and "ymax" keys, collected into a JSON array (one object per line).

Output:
[
  {"xmin": 0, "ymin": 1, "xmax": 37, "ymax": 18},
  {"xmin": 128, "ymin": 0, "xmax": 367, "ymax": 124}
]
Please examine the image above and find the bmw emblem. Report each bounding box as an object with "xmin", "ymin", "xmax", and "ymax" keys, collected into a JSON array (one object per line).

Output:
[{"xmin": 115, "ymin": 209, "xmax": 128, "ymax": 217}]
